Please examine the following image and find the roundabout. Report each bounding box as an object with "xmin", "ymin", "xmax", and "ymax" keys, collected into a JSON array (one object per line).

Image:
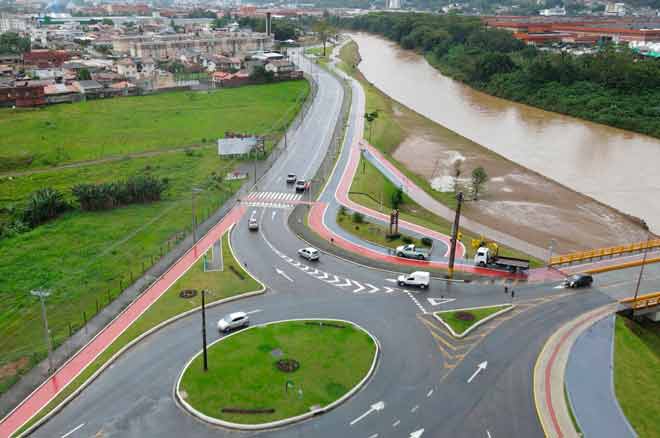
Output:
[{"xmin": 176, "ymin": 319, "xmax": 378, "ymax": 429}]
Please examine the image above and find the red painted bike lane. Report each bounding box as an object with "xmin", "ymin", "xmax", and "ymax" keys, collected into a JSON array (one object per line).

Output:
[{"xmin": 0, "ymin": 205, "xmax": 246, "ymax": 438}]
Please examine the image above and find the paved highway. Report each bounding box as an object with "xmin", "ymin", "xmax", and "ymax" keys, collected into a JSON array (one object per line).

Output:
[{"xmin": 25, "ymin": 47, "xmax": 658, "ymax": 438}]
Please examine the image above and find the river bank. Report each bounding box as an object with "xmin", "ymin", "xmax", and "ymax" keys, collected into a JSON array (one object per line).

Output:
[{"xmin": 341, "ymin": 37, "xmax": 651, "ymax": 254}]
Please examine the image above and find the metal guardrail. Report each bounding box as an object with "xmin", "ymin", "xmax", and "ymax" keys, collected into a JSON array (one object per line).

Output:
[
  {"xmin": 620, "ymin": 291, "xmax": 660, "ymax": 310},
  {"xmin": 550, "ymin": 239, "xmax": 660, "ymax": 266}
]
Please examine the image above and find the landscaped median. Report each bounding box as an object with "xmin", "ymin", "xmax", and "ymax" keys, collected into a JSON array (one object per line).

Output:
[
  {"xmin": 433, "ymin": 304, "xmax": 513, "ymax": 338},
  {"xmin": 176, "ymin": 319, "xmax": 379, "ymax": 429},
  {"xmin": 12, "ymin": 226, "xmax": 264, "ymax": 437}
]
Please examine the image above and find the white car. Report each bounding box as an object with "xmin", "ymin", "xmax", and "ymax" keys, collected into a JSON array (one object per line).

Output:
[
  {"xmin": 286, "ymin": 173, "xmax": 297, "ymax": 184},
  {"xmin": 248, "ymin": 217, "xmax": 259, "ymax": 231},
  {"xmin": 217, "ymin": 312, "xmax": 249, "ymax": 333},
  {"xmin": 298, "ymin": 247, "xmax": 319, "ymax": 261},
  {"xmin": 397, "ymin": 271, "xmax": 430, "ymax": 289}
]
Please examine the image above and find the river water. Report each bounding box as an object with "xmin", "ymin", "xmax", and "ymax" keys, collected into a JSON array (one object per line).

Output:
[{"xmin": 351, "ymin": 33, "xmax": 660, "ymax": 235}]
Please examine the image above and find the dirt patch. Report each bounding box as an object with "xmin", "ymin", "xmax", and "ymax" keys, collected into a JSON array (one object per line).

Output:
[
  {"xmin": 391, "ymin": 111, "xmax": 650, "ymax": 254},
  {"xmin": 455, "ymin": 311, "xmax": 475, "ymax": 321},
  {"xmin": 275, "ymin": 359, "xmax": 300, "ymax": 373},
  {"xmin": 0, "ymin": 357, "xmax": 30, "ymax": 379}
]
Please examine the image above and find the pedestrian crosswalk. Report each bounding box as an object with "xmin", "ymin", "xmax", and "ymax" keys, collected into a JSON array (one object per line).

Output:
[{"xmin": 243, "ymin": 192, "xmax": 304, "ymax": 209}]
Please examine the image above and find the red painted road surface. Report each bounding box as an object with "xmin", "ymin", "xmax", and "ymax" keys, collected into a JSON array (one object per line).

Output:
[{"xmin": 0, "ymin": 206, "xmax": 246, "ymax": 438}]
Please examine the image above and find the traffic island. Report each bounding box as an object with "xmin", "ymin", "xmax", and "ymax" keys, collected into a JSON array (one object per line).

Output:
[
  {"xmin": 176, "ymin": 319, "xmax": 379, "ymax": 429},
  {"xmin": 433, "ymin": 304, "xmax": 513, "ymax": 338}
]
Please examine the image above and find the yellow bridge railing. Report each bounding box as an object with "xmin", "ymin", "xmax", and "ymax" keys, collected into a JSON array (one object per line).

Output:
[
  {"xmin": 620, "ymin": 291, "xmax": 660, "ymax": 310},
  {"xmin": 550, "ymin": 239, "xmax": 660, "ymax": 266}
]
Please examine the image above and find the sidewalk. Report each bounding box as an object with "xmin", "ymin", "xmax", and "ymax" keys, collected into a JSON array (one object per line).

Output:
[
  {"xmin": 565, "ymin": 314, "xmax": 637, "ymax": 438},
  {"xmin": 534, "ymin": 303, "xmax": 618, "ymax": 438}
]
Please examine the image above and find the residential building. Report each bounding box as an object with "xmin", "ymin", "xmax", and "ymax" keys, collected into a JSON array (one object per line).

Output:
[
  {"xmin": 605, "ymin": 3, "xmax": 627, "ymax": 16},
  {"xmin": 540, "ymin": 7, "xmax": 567, "ymax": 16},
  {"xmin": 23, "ymin": 50, "xmax": 71, "ymax": 68},
  {"xmin": 13, "ymin": 81, "xmax": 46, "ymax": 107},
  {"xmin": 43, "ymin": 83, "xmax": 80, "ymax": 104}
]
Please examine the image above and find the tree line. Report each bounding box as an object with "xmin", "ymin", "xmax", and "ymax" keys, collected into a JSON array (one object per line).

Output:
[
  {"xmin": 333, "ymin": 13, "xmax": 660, "ymax": 139},
  {"xmin": 1, "ymin": 175, "xmax": 168, "ymax": 238}
]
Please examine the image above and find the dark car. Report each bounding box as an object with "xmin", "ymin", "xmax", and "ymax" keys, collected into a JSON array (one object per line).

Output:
[{"xmin": 564, "ymin": 274, "xmax": 593, "ymax": 288}]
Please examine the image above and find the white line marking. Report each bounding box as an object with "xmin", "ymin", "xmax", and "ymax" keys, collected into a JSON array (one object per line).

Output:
[
  {"xmin": 427, "ymin": 389, "xmax": 434, "ymax": 397},
  {"xmin": 368, "ymin": 434, "xmax": 378, "ymax": 438},
  {"xmin": 352, "ymin": 280, "xmax": 366, "ymax": 293},
  {"xmin": 350, "ymin": 401, "xmax": 385, "ymax": 426},
  {"xmin": 327, "ymin": 275, "xmax": 341, "ymax": 284},
  {"xmin": 365, "ymin": 283, "xmax": 379, "ymax": 294},
  {"xmin": 467, "ymin": 361, "xmax": 488, "ymax": 383},
  {"xmin": 411, "ymin": 404, "xmax": 419, "ymax": 413},
  {"xmin": 393, "ymin": 420, "xmax": 401, "ymax": 428},
  {"xmin": 245, "ymin": 309, "xmax": 262, "ymax": 315},
  {"xmin": 61, "ymin": 423, "xmax": 85, "ymax": 438},
  {"xmin": 486, "ymin": 430, "xmax": 492, "ymax": 438},
  {"xmin": 410, "ymin": 429, "xmax": 425, "ymax": 438},
  {"xmin": 385, "ymin": 278, "xmax": 398, "ymax": 283},
  {"xmin": 337, "ymin": 278, "xmax": 353, "ymax": 288},
  {"xmin": 275, "ymin": 268, "xmax": 294, "ymax": 282}
]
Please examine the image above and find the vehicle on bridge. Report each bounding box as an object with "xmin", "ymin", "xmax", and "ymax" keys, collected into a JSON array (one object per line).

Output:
[
  {"xmin": 217, "ymin": 312, "xmax": 250, "ymax": 333},
  {"xmin": 395, "ymin": 244, "xmax": 429, "ymax": 260},
  {"xmin": 474, "ymin": 246, "xmax": 530, "ymax": 273},
  {"xmin": 398, "ymin": 271, "xmax": 430, "ymax": 289}
]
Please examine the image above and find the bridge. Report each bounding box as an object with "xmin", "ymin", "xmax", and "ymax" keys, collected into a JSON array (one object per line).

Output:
[{"xmin": 619, "ymin": 291, "xmax": 660, "ymax": 320}]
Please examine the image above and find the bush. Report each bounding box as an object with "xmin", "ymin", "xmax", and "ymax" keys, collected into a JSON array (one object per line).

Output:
[
  {"xmin": 386, "ymin": 233, "xmax": 401, "ymax": 240},
  {"xmin": 73, "ymin": 175, "xmax": 169, "ymax": 211},
  {"xmin": 339, "ymin": 205, "xmax": 347, "ymax": 216},
  {"xmin": 22, "ymin": 188, "xmax": 69, "ymax": 228},
  {"xmin": 352, "ymin": 212, "xmax": 364, "ymax": 223},
  {"xmin": 402, "ymin": 236, "xmax": 414, "ymax": 244},
  {"xmin": 421, "ymin": 237, "xmax": 433, "ymax": 247}
]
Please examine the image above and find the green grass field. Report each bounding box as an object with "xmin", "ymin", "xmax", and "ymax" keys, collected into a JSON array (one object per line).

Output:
[
  {"xmin": 613, "ymin": 315, "xmax": 660, "ymax": 438},
  {"xmin": 13, "ymin": 229, "xmax": 262, "ymax": 436},
  {"xmin": 180, "ymin": 320, "xmax": 376, "ymax": 424},
  {"xmin": 336, "ymin": 209, "xmax": 424, "ymax": 250},
  {"xmin": 0, "ymin": 81, "xmax": 309, "ymax": 395},
  {"xmin": 434, "ymin": 305, "xmax": 511, "ymax": 336},
  {"xmin": 0, "ymin": 82, "xmax": 308, "ymax": 170}
]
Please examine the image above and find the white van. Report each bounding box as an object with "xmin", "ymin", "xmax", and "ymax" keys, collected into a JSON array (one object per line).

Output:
[{"xmin": 397, "ymin": 271, "xmax": 430, "ymax": 289}]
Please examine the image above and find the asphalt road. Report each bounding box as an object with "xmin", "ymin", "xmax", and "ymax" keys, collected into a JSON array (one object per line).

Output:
[{"xmin": 27, "ymin": 48, "xmax": 652, "ymax": 438}]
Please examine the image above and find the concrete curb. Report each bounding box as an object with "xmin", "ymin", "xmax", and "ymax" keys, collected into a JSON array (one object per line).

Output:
[
  {"xmin": 15, "ymin": 226, "xmax": 266, "ymax": 437},
  {"xmin": 175, "ymin": 318, "xmax": 380, "ymax": 430},
  {"xmin": 432, "ymin": 304, "xmax": 514, "ymax": 339},
  {"xmin": 533, "ymin": 303, "xmax": 617, "ymax": 438}
]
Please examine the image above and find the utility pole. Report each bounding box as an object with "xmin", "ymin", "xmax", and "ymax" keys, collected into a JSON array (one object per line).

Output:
[
  {"xmin": 633, "ymin": 234, "xmax": 651, "ymax": 316},
  {"xmin": 447, "ymin": 192, "xmax": 464, "ymax": 279},
  {"xmin": 201, "ymin": 289, "xmax": 208, "ymax": 371},
  {"xmin": 548, "ymin": 238, "xmax": 557, "ymax": 266},
  {"xmin": 31, "ymin": 289, "xmax": 53, "ymax": 374},
  {"xmin": 191, "ymin": 187, "xmax": 202, "ymax": 257}
]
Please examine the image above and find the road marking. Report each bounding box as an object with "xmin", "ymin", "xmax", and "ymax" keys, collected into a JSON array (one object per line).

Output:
[
  {"xmin": 467, "ymin": 361, "xmax": 488, "ymax": 383},
  {"xmin": 327, "ymin": 275, "xmax": 341, "ymax": 284},
  {"xmin": 271, "ymin": 210, "xmax": 277, "ymax": 220},
  {"xmin": 350, "ymin": 401, "xmax": 385, "ymax": 426},
  {"xmin": 385, "ymin": 278, "xmax": 398, "ymax": 283},
  {"xmin": 427, "ymin": 389, "xmax": 434, "ymax": 397},
  {"xmin": 405, "ymin": 291, "xmax": 428, "ymax": 314},
  {"xmin": 275, "ymin": 268, "xmax": 294, "ymax": 282},
  {"xmin": 365, "ymin": 283, "xmax": 379, "ymax": 294},
  {"xmin": 486, "ymin": 430, "xmax": 492, "ymax": 438},
  {"xmin": 61, "ymin": 423, "xmax": 85, "ymax": 438},
  {"xmin": 245, "ymin": 309, "xmax": 262, "ymax": 315},
  {"xmin": 410, "ymin": 429, "xmax": 425, "ymax": 438},
  {"xmin": 352, "ymin": 280, "xmax": 366, "ymax": 293},
  {"xmin": 383, "ymin": 286, "xmax": 395, "ymax": 294},
  {"xmin": 393, "ymin": 420, "xmax": 401, "ymax": 428},
  {"xmin": 337, "ymin": 278, "xmax": 353, "ymax": 288},
  {"xmin": 411, "ymin": 404, "xmax": 419, "ymax": 413},
  {"xmin": 427, "ymin": 297, "xmax": 456, "ymax": 306},
  {"xmin": 368, "ymin": 434, "xmax": 378, "ymax": 438}
]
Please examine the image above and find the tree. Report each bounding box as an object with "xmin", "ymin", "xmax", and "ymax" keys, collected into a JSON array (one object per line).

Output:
[
  {"xmin": 363, "ymin": 110, "xmax": 379, "ymax": 142},
  {"xmin": 101, "ymin": 18, "xmax": 114, "ymax": 26},
  {"xmin": 470, "ymin": 166, "xmax": 489, "ymax": 201},
  {"xmin": 0, "ymin": 31, "xmax": 31, "ymax": 54},
  {"xmin": 249, "ymin": 65, "xmax": 274, "ymax": 83},
  {"xmin": 391, "ymin": 187, "xmax": 404, "ymax": 209},
  {"xmin": 78, "ymin": 68, "xmax": 92, "ymax": 80},
  {"xmin": 22, "ymin": 188, "xmax": 68, "ymax": 228},
  {"xmin": 312, "ymin": 20, "xmax": 336, "ymax": 57}
]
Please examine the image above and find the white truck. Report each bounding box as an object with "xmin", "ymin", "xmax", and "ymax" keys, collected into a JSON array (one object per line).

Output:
[
  {"xmin": 474, "ymin": 246, "xmax": 530, "ymax": 273},
  {"xmin": 395, "ymin": 244, "xmax": 429, "ymax": 260},
  {"xmin": 397, "ymin": 271, "xmax": 430, "ymax": 289}
]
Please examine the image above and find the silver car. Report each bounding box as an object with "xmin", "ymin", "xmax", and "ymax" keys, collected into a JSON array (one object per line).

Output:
[
  {"xmin": 217, "ymin": 312, "xmax": 249, "ymax": 333},
  {"xmin": 298, "ymin": 247, "xmax": 319, "ymax": 261}
]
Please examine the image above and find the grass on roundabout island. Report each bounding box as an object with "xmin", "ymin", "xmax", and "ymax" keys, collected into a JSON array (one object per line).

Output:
[
  {"xmin": 434, "ymin": 304, "xmax": 512, "ymax": 337},
  {"xmin": 613, "ymin": 314, "xmax": 660, "ymax": 438},
  {"xmin": 179, "ymin": 320, "xmax": 377, "ymax": 425}
]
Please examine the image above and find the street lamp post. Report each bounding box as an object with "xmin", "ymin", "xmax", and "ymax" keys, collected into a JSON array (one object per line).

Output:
[
  {"xmin": 447, "ymin": 192, "xmax": 464, "ymax": 279},
  {"xmin": 191, "ymin": 187, "xmax": 203, "ymax": 257},
  {"xmin": 633, "ymin": 234, "xmax": 652, "ymax": 316},
  {"xmin": 201, "ymin": 289, "xmax": 208, "ymax": 372},
  {"xmin": 548, "ymin": 239, "xmax": 557, "ymax": 266},
  {"xmin": 31, "ymin": 289, "xmax": 53, "ymax": 374}
]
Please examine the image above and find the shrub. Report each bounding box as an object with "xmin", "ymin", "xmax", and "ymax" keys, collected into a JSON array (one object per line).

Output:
[
  {"xmin": 352, "ymin": 211, "xmax": 364, "ymax": 223},
  {"xmin": 421, "ymin": 237, "xmax": 433, "ymax": 247},
  {"xmin": 73, "ymin": 175, "xmax": 168, "ymax": 211},
  {"xmin": 339, "ymin": 205, "xmax": 347, "ymax": 216},
  {"xmin": 402, "ymin": 236, "xmax": 414, "ymax": 244},
  {"xmin": 386, "ymin": 233, "xmax": 401, "ymax": 240},
  {"xmin": 22, "ymin": 188, "xmax": 69, "ymax": 228}
]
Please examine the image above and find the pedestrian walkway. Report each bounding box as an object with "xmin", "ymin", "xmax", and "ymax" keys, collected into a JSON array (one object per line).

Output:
[
  {"xmin": 565, "ymin": 314, "xmax": 637, "ymax": 438},
  {"xmin": 534, "ymin": 303, "xmax": 618, "ymax": 438},
  {"xmin": 242, "ymin": 191, "xmax": 306, "ymax": 209}
]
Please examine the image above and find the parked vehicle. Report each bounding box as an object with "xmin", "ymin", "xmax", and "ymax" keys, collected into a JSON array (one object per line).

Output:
[
  {"xmin": 295, "ymin": 179, "xmax": 310, "ymax": 193},
  {"xmin": 395, "ymin": 244, "xmax": 429, "ymax": 260},
  {"xmin": 473, "ymin": 246, "xmax": 529, "ymax": 272},
  {"xmin": 286, "ymin": 173, "xmax": 297, "ymax": 184},
  {"xmin": 397, "ymin": 271, "xmax": 430, "ymax": 289},
  {"xmin": 298, "ymin": 247, "xmax": 319, "ymax": 261},
  {"xmin": 248, "ymin": 216, "xmax": 259, "ymax": 231},
  {"xmin": 217, "ymin": 312, "xmax": 250, "ymax": 333},
  {"xmin": 564, "ymin": 274, "xmax": 593, "ymax": 288}
]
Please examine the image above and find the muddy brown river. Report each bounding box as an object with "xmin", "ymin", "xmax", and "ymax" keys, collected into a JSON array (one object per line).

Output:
[{"xmin": 351, "ymin": 33, "xmax": 660, "ymax": 235}]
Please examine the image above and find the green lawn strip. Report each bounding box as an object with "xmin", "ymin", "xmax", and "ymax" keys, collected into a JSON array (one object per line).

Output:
[
  {"xmin": 13, "ymin": 230, "xmax": 261, "ymax": 437},
  {"xmin": 434, "ymin": 305, "xmax": 511, "ymax": 337},
  {"xmin": 613, "ymin": 315, "xmax": 660, "ymax": 438},
  {"xmin": 179, "ymin": 320, "xmax": 376, "ymax": 424},
  {"xmin": 336, "ymin": 209, "xmax": 424, "ymax": 250},
  {"xmin": 0, "ymin": 81, "xmax": 309, "ymax": 170},
  {"xmin": 0, "ymin": 81, "xmax": 310, "ymax": 391},
  {"xmin": 564, "ymin": 383, "xmax": 583, "ymax": 436}
]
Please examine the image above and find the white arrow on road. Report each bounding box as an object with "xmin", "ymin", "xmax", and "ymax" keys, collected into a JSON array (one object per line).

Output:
[
  {"xmin": 410, "ymin": 429, "xmax": 425, "ymax": 438},
  {"xmin": 271, "ymin": 210, "xmax": 277, "ymax": 220},
  {"xmin": 352, "ymin": 281, "xmax": 366, "ymax": 293},
  {"xmin": 349, "ymin": 401, "xmax": 385, "ymax": 426},
  {"xmin": 337, "ymin": 278, "xmax": 353, "ymax": 288},
  {"xmin": 427, "ymin": 297, "xmax": 456, "ymax": 306},
  {"xmin": 365, "ymin": 283, "xmax": 379, "ymax": 294},
  {"xmin": 467, "ymin": 361, "xmax": 488, "ymax": 383},
  {"xmin": 275, "ymin": 268, "xmax": 293, "ymax": 282}
]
